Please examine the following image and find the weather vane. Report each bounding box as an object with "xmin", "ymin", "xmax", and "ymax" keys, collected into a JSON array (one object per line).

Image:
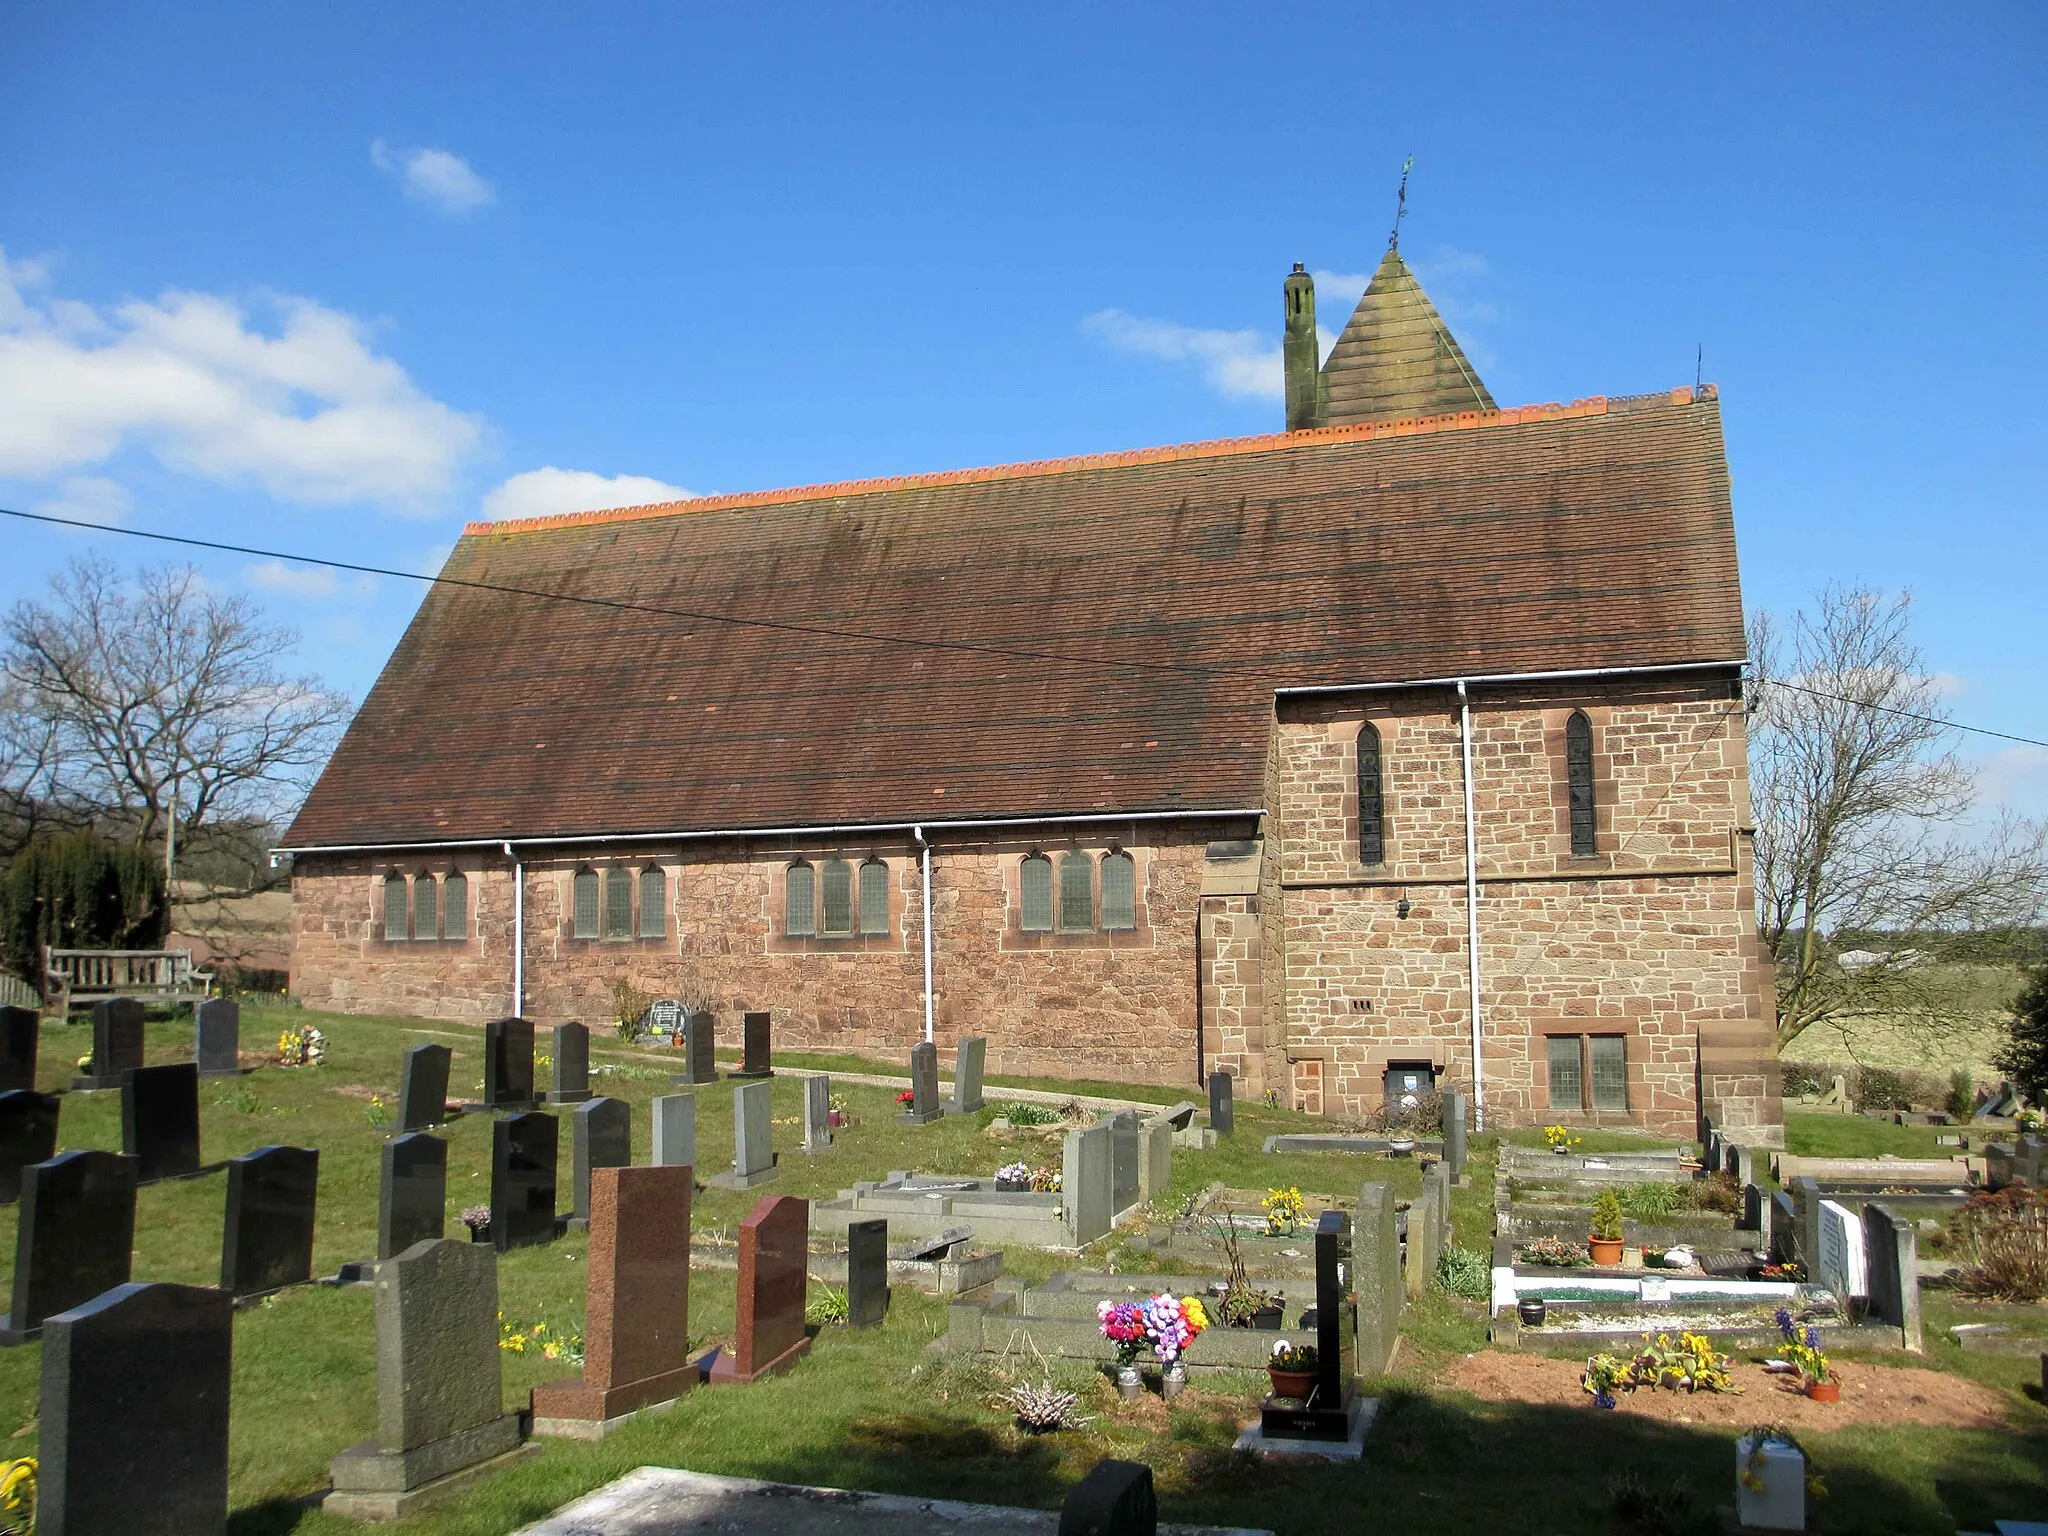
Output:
[{"xmin": 1387, "ymin": 154, "xmax": 1414, "ymax": 252}]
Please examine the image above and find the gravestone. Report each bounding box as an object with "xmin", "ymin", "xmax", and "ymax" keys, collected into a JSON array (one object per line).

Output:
[
  {"xmin": 40, "ymin": 1281, "xmax": 232, "ymax": 1536},
  {"xmin": 1744, "ymin": 1180, "xmax": 1767, "ymax": 1241},
  {"xmin": 1408, "ymin": 1166, "xmax": 1447, "ymax": 1298},
  {"xmin": 732, "ymin": 1011, "xmax": 773, "ymax": 1078},
  {"xmin": 710, "ymin": 1080, "xmax": 779, "ymax": 1188},
  {"xmin": 325, "ymin": 1239, "xmax": 533, "ymax": 1519},
  {"xmin": 678, "ymin": 1010, "xmax": 718, "ymax": 1086},
  {"xmin": 802, "ymin": 1074, "xmax": 832, "ymax": 1152},
  {"xmin": 0, "ymin": 1149, "xmax": 137, "ymax": 1344},
  {"xmin": 1862, "ymin": 1202, "xmax": 1923, "ymax": 1352},
  {"xmin": 195, "ymin": 997, "xmax": 246, "ymax": 1077},
  {"xmin": 1443, "ymin": 1091, "xmax": 1468, "ymax": 1182},
  {"xmin": 1062, "ymin": 1122, "xmax": 1113, "ymax": 1247},
  {"xmin": 221, "ymin": 1144, "xmax": 319, "ymax": 1298},
  {"xmin": 1260, "ymin": 1209, "xmax": 1357, "ymax": 1441},
  {"xmin": 0, "ymin": 1004, "xmax": 38, "ymax": 1092},
  {"xmin": 1208, "ymin": 1071, "xmax": 1235, "ymax": 1136},
  {"xmin": 1793, "ymin": 1176, "xmax": 1824, "ymax": 1271},
  {"xmin": 846, "ymin": 1217, "xmax": 888, "ymax": 1328},
  {"xmin": 483, "ymin": 1016, "xmax": 536, "ymax": 1109},
  {"xmin": 1108, "ymin": 1112, "xmax": 1140, "ymax": 1215},
  {"xmin": 899, "ymin": 1040, "xmax": 943, "ymax": 1125},
  {"xmin": 398, "ymin": 1043, "xmax": 453, "ymax": 1131},
  {"xmin": 1059, "ymin": 1459, "xmax": 1155, "ymax": 1536},
  {"xmin": 1136, "ymin": 1117, "xmax": 1172, "ymax": 1203},
  {"xmin": 123, "ymin": 1061, "xmax": 202, "ymax": 1183},
  {"xmin": 708, "ymin": 1194, "xmax": 812, "ymax": 1384},
  {"xmin": 640, "ymin": 998, "xmax": 683, "ymax": 1042},
  {"xmin": 549, "ymin": 1022, "xmax": 591, "ymax": 1105},
  {"xmin": 1815, "ymin": 1198, "xmax": 1868, "ymax": 1300},
  {"xmin": 1733, "ymin": 1143, "xmax": 1758, "ymax": 1190},
  {"xmin": 952, "ymin": 1036, "xmax": 986, "ymax": 1114},
  {"xmin": 379, "ymin": 1132, "xmax": 447, "ymax": 1260},
  {"xmin": 1769, "ymin": 1189, "xmax": 1798, "ymax": 1266},
  {"xmin": 490, "ymin": 1111, "xmax": 559, "ymax": 1252},
  {"xmin": 72, "ymin": 997, "xmax": 144, "ymax": 1090},
  {"xmin": 532, "ymin": 1165, "xmax": 695, "ymax": 1437},
  {"xmin": 651, "ymin": 1094, "xmax": 697, "ymax": 1169},
  {"xmin": 571, "ymin": 1097, "xmax": 631, "ymax": 1225},
  {"xmin": 0, "ymin": 1090, "xmax": 60, "ymax": 1203},
  {"xmin": 1353, "ymin": 1181, "xmax": 1402, "ymax": 1374}
]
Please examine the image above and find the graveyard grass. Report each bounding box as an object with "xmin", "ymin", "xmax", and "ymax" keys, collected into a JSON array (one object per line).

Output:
[{"xmin": 0, "ymin": 1008, "xmax": 2037, "ymax": 1535}]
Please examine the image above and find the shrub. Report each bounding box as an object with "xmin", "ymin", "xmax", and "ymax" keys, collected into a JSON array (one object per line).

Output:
[
  {"xmin": 0, "ymin": 830, "xmax": 167, "ymax": 984},
  {"xmin": 805, "ymin": 1285, "xmax": 850, "ymax": 1325},
  {"xmin": 1619, "ymin": 1182, "xmax": 1681, "ymax": 1221},
  {"xmin": 1434, "ymin": 1247, "xmax": 1490, "ymax": 1300},
  {"xmin": 1943, "ymin": 1187, "xmax": 2048, "ymax": 1301},
  {"xmin": 1780, "ymin": 1061, "xmax": 1830, "ymax": 1098},
  {"xmin": 994, "ymin": 1101, "xmax": 1062, "ymax": 1127},
  {"xmin": 1591, "ymin": 1189, "xmax": 1626, "ymax": 1241},
  {"xmin": 1996, "ymin": 964, "xmax": 2048, "ymax": 1103},
  {"xmin": 1854, "ymin": 1066, "xmax": 1915, "ymax": 1111},
  {"xmin": 1946, "ymin": 1069, "xmax": 1976, "ymax": 1122}
]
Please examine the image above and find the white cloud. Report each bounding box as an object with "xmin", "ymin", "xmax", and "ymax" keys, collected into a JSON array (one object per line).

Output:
[
  {"xmin": 32, "ymin": 474, "xmax": 132, "ymax": 526},
  {"xmin": 244, "ymin": 559, "xmax": 376, "ymax": 601},
  {"xmin": 371, "ymin": 140, "xmax": 495, "ymax": 215},
  {"xmin": 481, "ymin": 467, "xmax": 694, "ymax": 523},
  {"xmin": 1975, "ymin": 745, "xmax": 2048, "ymax": 819},
  {"xmin": 1080, "ymin": 310, "xmax": 1281, "ymax": 401},
  {"xmin": 0, "ymin": 246, "xmax": 483, "ymax": 511}
]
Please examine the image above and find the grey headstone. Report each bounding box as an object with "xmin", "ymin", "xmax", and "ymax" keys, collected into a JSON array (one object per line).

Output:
[
  {"xmin": 1443, "ymin": 1091, "xmax": 1468, "ymax": 1181},
  {"xmin": 679, "ymin": 1011, "xmax": 717, "ymax": 1086},
  {"xmin": 1059, "ymin": 1459, "xmax": 1156, "ymax": 1536},
  {"xmin": 40, "ymin": 1281, "xmax": 232, "ymax": 1536},
  {"xmin": 379, "ymin": 1133, "xmax": 447, "ymax": 1261},
  {"xmin": 1158, "ymin": 1101, "xmax": 1198, "ymax": 1132},
  {"xmin": 1208, "ymin": 1071, "xmax": 1235, "ymax": 1135},
  {"xmin": 900, "ymin": 1041, "xmax": 942, "ymax": 1125},
  {"xmin": 122, "ymin": 1062, "xmax": 201, "ymax": 1183},
  {"xmin": 1862, "ymin": 1202, "xmax": 1922, "ymax": 1352},
  {"xmin": 802, "ymin": 1075, "xmax": 832, "ymax": 1153},
  {"xmin": 483, "ymin": 1017, "xmax": 535, "ymax": 1108},
  {"xmin": 1062, "ymin": 1123, "xmax": 1113, "ymax": 1246},
  {"xmin": 891, "ymin": 1224, "xmax": 972, "ymax": 1261},
  {"xmin": 490, "ymin": 1111, "xmax": 558, "ymax": 1251},
  {"xmin": 222, "ymin": 1144, "xmax": 319, "ymax": 1297},
  {"xmin": 1108, "ymin": 1112, "xmax": 1139, "ymax": 1214},
  {"xmin": 1, "ymin": 1149, "xmax": 137, "ymax": 1344},
  {"xmin": 550, "ymin": 1023, "xmax": 591, "ymax": 1105},
  {"xmin": 1793, "ymin": 1176, "xmax": 1824, "ymax": 1270},
  {"xmin": 651, "ymin": 1094, "xmax": 696, "ymax": 1169},
  {"xmin": 571, "ymin": 1097, "xmax": 630, "ymax": 1223},
  {"xmin": 0, "ymin": 1090, "xmax": 60, "ymax": 1203},
  {"xmin": 75, "ymin": 998, "xmax": 143, "ymax": 1089},
  {"xmin": 1733, "ymin": 1143, "xmax": 1757, "ymax": 1189},
  {"xmin": 1409, "ymin": 1165, "xmax": 1448, "ymax": 1297},
  {"xmin": 195, "ymin": 997, "xmax": 242, "ymax": 1076},
  {"xmin": 1136, "ymin": 1119, "xmax": 1172, "ymax": 1204},
  {"xmin": 1354, "ymin": 1181, "xmax": 1402, "ymax": 1374},
  {"xmin": 732, "ymin": 1011, "xmax": 773, "ymax": 1077},
  {"xmin": 952, "ymin": 1036, "xmax": 986, "ymax": 1114},
  {"xmin": 398, "ymin": 1043, "xmax": 452, "ymax": 1131},
  {"xmin": 709, "ymin": 1079, "xmax": 779, "ymax": 1188},
  {"xmin": 1769, "ymin": 1189, "xmax": 1798, "ymax": 1265},
  {"xmin": 0, "ymin": 1004, "xmax": 39, "ymax": 1092},
  {"xmin": 847, "ymin": 1217, "xmax": 888, "ymax": 1328}
]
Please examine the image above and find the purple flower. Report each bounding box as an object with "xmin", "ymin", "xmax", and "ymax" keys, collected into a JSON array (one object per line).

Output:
[
  {"xmin": 1774, "ymin": 1308, "xmax": 1793, "ymax": 1336},
  {"xmin": 1803, "ymin": 1325, "xmax": 1822, "ymax": 1351},
  {"xmin": 1593, "ymin": 1390, "xmax": 1617, "ymax": 1410}
]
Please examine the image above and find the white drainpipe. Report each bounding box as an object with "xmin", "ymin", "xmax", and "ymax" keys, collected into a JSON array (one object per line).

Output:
[
  {"xmin": 502, "ymin": 842, "xmax": 524, "ymax": 1019},
  {"xmin": 913, "ymin": 826, "xmax": 935, "ymax": 1044},
  {"xmin": 1457, "ymin": 681, "xmax": 1487, "ymax": 1131}
]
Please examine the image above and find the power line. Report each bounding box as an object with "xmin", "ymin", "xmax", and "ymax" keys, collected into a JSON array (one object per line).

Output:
[{"xmin": 7, "ymin": 502, "xmax": 2046, "ymax": 752}]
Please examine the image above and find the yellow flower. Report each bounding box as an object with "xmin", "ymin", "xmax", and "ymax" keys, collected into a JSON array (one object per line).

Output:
[{"xmin": 1182, "ymin": 1297, "xmax": 1209, "ymax": 1330}]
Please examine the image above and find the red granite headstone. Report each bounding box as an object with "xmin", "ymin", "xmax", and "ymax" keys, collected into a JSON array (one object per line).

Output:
[
  {"xmin": 531, "ymin": 1165, "xmax": 695, "ymax": 1431},
  {"xmin": 707, "ymin": 1193, "xmax": 810, "ymax": 1386}
]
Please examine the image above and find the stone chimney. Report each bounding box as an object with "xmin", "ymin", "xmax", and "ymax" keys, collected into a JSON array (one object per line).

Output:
[{"xmin": 1283, "ymin": 264, "xmax": 1327, "ymax": 432}]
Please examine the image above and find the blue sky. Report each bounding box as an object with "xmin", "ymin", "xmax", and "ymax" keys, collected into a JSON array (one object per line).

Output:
[{"xmin": 2, "ymin": 5, "xmax": 2044, "ymax": 806}]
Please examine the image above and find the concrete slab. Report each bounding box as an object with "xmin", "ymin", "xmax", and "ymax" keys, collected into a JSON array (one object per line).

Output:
[{"xmin": 511, "ymin": 1467, "xmax": 1275, "ymax": 1535}]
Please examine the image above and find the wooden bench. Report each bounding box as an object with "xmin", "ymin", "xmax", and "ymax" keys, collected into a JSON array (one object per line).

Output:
[{"xmin": 42, "ymin": 947, "xmax": 214, "ymax": 1013}]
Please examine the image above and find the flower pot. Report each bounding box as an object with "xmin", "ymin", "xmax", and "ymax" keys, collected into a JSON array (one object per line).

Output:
[
  {"xmin": 1161, "ymin": 1365, "xmax": 1187, "ymax": 1400},
  {"xmin": 1552, "ymin": 1145, "xmax": 1569, "ymax": 1155},
  {"xmin": 1587, "ymin": 1237, "xmax": 1624, "ymax": 1266},
  {"xmin": 828, "ymin": 1110, "xmax": 846, "ymax": 1127},
  {"xmin": 995, "ymin": 1177, "xmax": 1030, "ymax": 1192},
  {"xmin": 1248, "ymin": 1304, "xmax": 1284, "ymax": 1330},
  {"xmin": 1267, "ymin": 1367, "xmax": 1316, "ymax": 1402},
  {"xmin": 1805, "ymin": 1378, "xmax": 1840, "ymax": 1403},
  {"xmin": 467, "ymin": 1224, "xmax": 492, "ymax": 1244},
  {"xmin": 1517, "ymin": 1297, "xmax": 1547, "ymax": 1328},
  {"xmin": 1388, "ymin": 1138, "xmax": 1416, "ymax": 1156},
  {"xmin": 1115, "ymin": 1364, "xmax": 1142, "ymax": 1402}
]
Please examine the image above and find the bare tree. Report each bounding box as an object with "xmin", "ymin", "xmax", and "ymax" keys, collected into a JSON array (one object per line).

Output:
[
  {"xmin": 2, "ymin": 557, "xmax": 352, "ymax": 878},
  {"xmin": 1749, "ymin": 584, "xmax": 2048, "ymax": 1046}
]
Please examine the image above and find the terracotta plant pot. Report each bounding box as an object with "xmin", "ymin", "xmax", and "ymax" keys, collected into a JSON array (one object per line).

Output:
[
  {"xmin": 1267, "ymin": 1367, "xmax": 1316, "ymax": 1401},
  {"xmin": 1587, "ymin": 1237, "xmax": 1624, "ymax": 1266},
  {"xmin": 1805, "ymin": 1378, "xmax": 1840, "ymax": 1403}
]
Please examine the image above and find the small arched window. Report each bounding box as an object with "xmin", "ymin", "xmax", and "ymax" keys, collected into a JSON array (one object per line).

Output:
[
  {"xmin": 785, "ymin": 862, "xmax": 816, "ymax": 937},
  {"xmin": 1566, "ymin": 710, "xmax": 1597, "ymax": 857},
  {"xmin": 1358, "ymin": 722, "xmax": 1386, "ymax": 866},
  {"xmin": 443, "ymin": 871, "xmax": 469, "ymax": 940},
  {"xmin": 820, "ymin": 858, "xmax": 854, "ymax": 936},
  {"xmin": 858, "ymin": 859, "xmax": 889, "ymax": 935},
  {"xmin": 1020, "ymin": 853, "xmax": 1053, "ymax": 932},
  {"xmin": 1057, "ymin": 851, "xmax": 1094, "ymax": 933},
  {"xmin": 1100, "ymin": 850, "xmax": 1136, "ymax": 931},
  {"xmin": 383, "ymin": 873, "xmax": 409, "ymax": 941},
  {"xmin": 572, "ymin": 868, "xmax": 600, "ymax": 939},
  {"xmin": 412, "ymin": 871, "xmax": 439, "ymax": 940},
  {"xmin": 603, "ymin": 867, "xmax": 633, "ymax": 938},
  {"xmin": 638, "ymin": 867, "xmax": 666, "ymax": 938}
]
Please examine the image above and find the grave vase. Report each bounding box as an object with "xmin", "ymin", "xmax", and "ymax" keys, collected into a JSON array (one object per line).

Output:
[
  {"xmin": 1161, "ymin": 1364, "xmax": 1186, "ymax": 1400},
  {"xmin": 1114, "ymin": 1364, "xmax": 1141, "ymax": 1401}
]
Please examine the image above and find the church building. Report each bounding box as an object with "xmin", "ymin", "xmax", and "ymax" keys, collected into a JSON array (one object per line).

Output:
[{"xmin": 282, "ymin": 247, "xmax": 1782, "ymax": 1142}]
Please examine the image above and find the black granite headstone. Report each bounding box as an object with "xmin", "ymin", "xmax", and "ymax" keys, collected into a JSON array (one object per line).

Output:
[
  {"xmin": 72, "ymin": 997, "xmax": 144, "ymax": 1091},
  {"xmin": 1108, "ymin": 1112, "xmax": 1139, "ymax": 1214},
  {"xmin": 847, "ymin": 1217, "xmax": 889, "ymax": 1328},
  {"xmin": 398, "ymin": 1042, "xmax": 453, "ymax": 1130},
  {"xmin": 195, "ymin": 997, "xmax": 246, "ymax": 1077},
  {"xmin": 0, "ymin": 1091, "xmax": 59, "ymax": 1204},
  {"xmin": 570, "ymin": 1096, "xmax": 630, "ymax": 1224},
  {"xmin": 123, "ymin": 1061, "xmax": 202, "ymax": 1183},
  {"xmin": 899, "ymin": 1040, "xmax": 943, "ymax": 1125},
  {"xmin": 379, "ymin": 1132, "xmax": 448, "ymax": 1260},
  {"xmin": 40, "ymin": 1281, "xmax": 232, "ymax": 1533},
  {"xmin": 0, "ymin": 1004, "xmax": 38, "ymax": 1092},
  {"xmin": 1208, "ymin": 1071, "xmax": 1235, "ymax": 1136},
  {"xmin": 1059, "ymin": 1459, "xmax": 1156, "ymax": 1536},
  {"xmin": 490, "ymin": 1111, "xmax": 558, "ymax": 1251},
  {"xmin": 549, "ymin": 1022, "xmax": 591, "ymax": 1105},
  {"xmin": 679, "ymin": 1010, "xmax": 717, "ymax": 1086},
  {"xmin": 0, "ymin": 1149, "xmax": 137, "ymax": 1344},
  {"xmin": 221, "ymin": 1144, "xmax": 319, "ymax": 1298},
  {"xmin": 1258, "ymin": 1208, "xmax": 1356, "ymax": 1441},
  {"xmin": 732, "ymin": 1011, "xmax": 773, "ymax": 1078},
  {"xmin": 484, "ymin": 1016, "xmax": 536, "ymax": 1109}
]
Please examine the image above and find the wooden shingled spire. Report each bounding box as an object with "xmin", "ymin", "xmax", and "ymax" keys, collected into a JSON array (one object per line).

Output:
[{"xmin": 1318, "ymin": 247, "xmax": 1495, "ymax": 427}]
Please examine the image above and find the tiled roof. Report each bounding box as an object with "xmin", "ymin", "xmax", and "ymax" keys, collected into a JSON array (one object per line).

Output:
[
  {"xmin": 1321, "ymin": 249, "xmax": 1496, "ymax": 425},
  {"xmin": 284, "ymin": 388, "xmax": 1743, "ymax": 849}
]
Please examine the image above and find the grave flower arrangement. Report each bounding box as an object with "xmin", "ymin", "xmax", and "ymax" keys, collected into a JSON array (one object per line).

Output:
[
  {"xmin": 1580, "ymin": 1332, "xmax": 1737, "ymax": 1401},
  {"xmin": 0, "ymin": 1455, "xmax": 33, "ymax": 1535},
  {"xmin": 1262, "ymin": 1186, "xmax": 1307, "ymax": 1235},
  {"xmin": 459, "ymin": 1204, "xmax": 491, "ymax": 1237},
  {"xmin": 277, "ymin": 1025, "xmax": 326, "ymax": 1067},
  {"xmin": 1267, "ymin": 1338, "xmax": 1318, "ymax": 1398},
  {"xmin": 1543, "ymin": 1125, "xmax": 1582, "ymax": 1153},
  {"xmin": 497, "ymin": 1311, "xmax": 584, "ymax": 1367},
  {"xmin": 1516, "ymin": 1236, "xmax": 1591, "ymax": 1267},
  {"xmin": 896, "ymin": 1089, "xmax": 917, "ymax": 1106},
  {"xmin": 1776, "ymin": 1310, "xmax": 1834, "ymax": 1398},
  {"xmin": 1096, "ymin": 1299, "xmax": 1147, "ymax": 1366},
  {"xmin": 1739, "ymin": 1424, "xmax": 1826, "ymax": 1499},
  {"xmin": 1029, "ymin": 1166, "xmax": 1061, "ymax": 1193},
  {"xmin": 995, "ymin": 1161, "xmax": 1033, "ymax": 1190},
  {"xmin": 1140, "ymin": 1293, "xmax": 1208, "ymax": 1368}
]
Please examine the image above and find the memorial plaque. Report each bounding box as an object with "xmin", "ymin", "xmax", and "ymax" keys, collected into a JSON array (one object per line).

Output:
[
  {"xmin": 732, "ymin": 1011, "xmax": 773, "ymax": 1078},
  {"xmin": 398, "ymin": 1043, "xmax": 452, "ymax": 1131},
  {"xmin": 571, "ymin": 1097, "xmax": 631, "ymax": 1224},
  {"xmin": 195, "ymin": 997, "xmax": 245, "ymax": 1077},
  {"xmin": 802, "ymin": 1075, "xmax": 832, "ymax": 1153},
  {"xmin": 651, "ymin": 1094, "xmax": 696, "ymax": 1169},
  {"xmin": 123, "ymin": 1061, "xmax": 202, "ymax": 1183},
  {"xmin": 379, "ymin": 1132, "xmax": 447, "ymax": 1261},
  {"xmin": 708, "ymin": 1194, "xmax": 811, "ymax": 1384},
  {"xmin": 899, "ymin": 1041, "xmax": 943, "ymax": 1125},
  {"xmin": 1208, "ymin": 1070, "xmax": 1235, "ymax": 1135},
  {"xmin": 72, "ymin": 997, "xmax": 143, "ymax": 1091},
  {"xmin": 641, "ymin": 999, "xmax": 683, "ymax": 1041},
  {"xmin": 846, "ymin": 1217, "xmax": 889, "ymax": 1328},
  {"xmin": 484, "ymin": 1017, "xmax": 536, "ymax": 1109},
  {"xmin": 709, "ymin": 1080, "xmax": 779, "ymax": 1188},
  {"xmin": 952, "ymin": 1036, "xmax": 986, "ymax": 1114},
  {"xmin": 550, "ymin": 1022, "xmax": 591, "ymax": 1105},
  {"xmin": 221, "ymin": 1144, "xmax": 319, "ymax": 1298},
  {"xmin": 679, "ymin": 1011, "xmax": 717, "ymax": 1086},
  {"xmin": 0, "ymin": 1090, "xmax": 60, "ymax": 1203},
  {"xmin": 1259, "ymin": 1209, "xmax": 1357, "ymax": 1441},
  {"xmin": 0, "ymin": 1149, "xmax": 137, "ymax": 1344},
  {"xmin": 0, "ymin": 1004, "xmax": 38, "ymax": 1092},
  {"xmin": 490, "ymin": 1112, "xmax": 558, "ymax": 1252}
]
